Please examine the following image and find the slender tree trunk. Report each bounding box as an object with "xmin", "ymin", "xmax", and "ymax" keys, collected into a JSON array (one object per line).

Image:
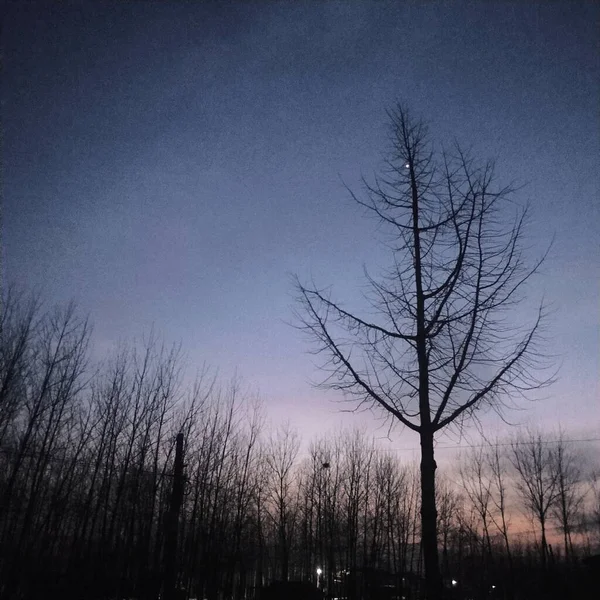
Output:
[
  {"xmin": 163, "ymin": 433, "xmax": 185, "ymax": 600},
  {"xmin": 540, "ymin": 515, "xmax": 548, "ymax": 570},
  {"xmin": 420, "ymin": 428, "xmax": 442, "ymax": 600},
  {"xmin": 280, "ymin": 522, "xmax": 289, "ymax": 581},
  {"xmin": 256, "ymin": 492, "xmax": 264, "ymax": 598}
]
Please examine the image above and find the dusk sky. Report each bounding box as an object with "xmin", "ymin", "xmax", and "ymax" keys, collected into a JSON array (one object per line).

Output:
[{"xmin": 3, "ymin": 1, "xmax": 599, "ymax": 457}]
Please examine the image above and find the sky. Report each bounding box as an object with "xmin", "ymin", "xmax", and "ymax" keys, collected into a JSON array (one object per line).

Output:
[{"xmin": 3, "ymin": 1, "xmax": 599, "ymax": 458}]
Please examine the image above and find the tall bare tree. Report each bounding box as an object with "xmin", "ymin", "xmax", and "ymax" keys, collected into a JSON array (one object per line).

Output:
[
  {"xmin": 510, "ymin": 430, "xmax": 559, "ymax": 570},
  {"xmin": 588, "ymin": 471, "xmax": 600, "ymax": 549},
  {"xmin": 459, "ymin": 448, "xmax": 494, "ymax": 562},
  {"xmin": 265, "ymin": 422, "xmax": 300, "ymax": 582},
  {"xmin": 486, "ymin": 439, "xmax": 514, "ymax": 592},
  {"xmin": 294, "ymin": 104, "xmax": 550, "ymax": 599},
  {"xmin": 550, "ymin": 432, "xmax": 586, "ymax": 563}
]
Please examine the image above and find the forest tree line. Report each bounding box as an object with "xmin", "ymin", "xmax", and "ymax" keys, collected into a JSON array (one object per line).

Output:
[{"xmin": 1, "ymin": 290, "xmax": 599, "ymax": 600}]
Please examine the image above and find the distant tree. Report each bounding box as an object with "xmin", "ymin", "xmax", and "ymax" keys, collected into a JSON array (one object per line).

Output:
[
  {"xmin": 295, "ymin": 104, "xmax": 550, "ymax": 599},
  {"xmin": 0, "ymin": 287, "xmax": 41, "ymax": 449},
  {"xmin": 485, "ymin": 439, "xmax": 514, "ymax": 591},
  {"xmin": 338, "ymin": 430, "xmax": 374, "ymax": 576},
  {"xmin": 459, "ymin": 447, "xmax": 494, "ymax": 563},
  {"xmin": 265, "ymin": 423, "xmax": 300, "ymax": 581},
  {"xmin": 550, "ymin": 431, "xmax": 586, "ymax": 562},
  {"xmin": 436, "ymin": 476, "xmax": 461, "ymax": 579},
  {"xmin": 510, "ymin": 430, "xmax": 559, "ymax": 570},
  {"xmin": 588, "ymin": 471, "xmax": 600, "ymax": 549}
]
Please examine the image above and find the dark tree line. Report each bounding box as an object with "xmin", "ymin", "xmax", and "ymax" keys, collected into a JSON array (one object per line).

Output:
[{"xmin": 1, "ymin": 289, "xmax": 598, "ymax": 600}]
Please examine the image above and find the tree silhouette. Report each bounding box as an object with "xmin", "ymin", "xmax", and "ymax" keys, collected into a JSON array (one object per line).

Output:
[
  {"xmin": 511, "ymin": 430, "xmax": 559, "ymax": 570},
  {"xmin": 294, "ymin": 104, "xmax": 551, "ymax": 599}
]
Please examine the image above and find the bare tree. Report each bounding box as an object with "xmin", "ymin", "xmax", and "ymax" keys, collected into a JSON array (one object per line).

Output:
[
  {"xmin": 588, "ymin": 471, "xmax": 600, "ymax": 550},
  {"xmin": 339, "ymin": 430, "xmax": 375, "ymax": 577},
  {"xmin": 265, "ymin": 422, "xmax": 300, "ymax": 582},
  {"xmin": 0, "ymin": 287, "xmax": 41, "ymax": 449},
  {"xmin": 485, "ymin": 439, "xmax": 514, "ymax": 593},
  {"xmin": 436, "ymin": 477, "xmax": 461, "ymax": 580},
  {"xmin": 459, "ymin": 446, "xmax": 495, "ymax": 581},
  {"xmin": 550, "ymin": 432, "xmax": 586, "ymax": 563},
  {"xmin": 510, "ymin": 430, "xmax": 558, "ymax": 569},
  {"xmin": 294, "ymin": 104, "xmax": 550, "ymax": 599}
]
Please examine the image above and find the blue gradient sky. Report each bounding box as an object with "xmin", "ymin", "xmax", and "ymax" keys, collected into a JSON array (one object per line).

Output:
[{"xmin": 3, "ymin": 1, "xmax": 599, "ymax": 451}]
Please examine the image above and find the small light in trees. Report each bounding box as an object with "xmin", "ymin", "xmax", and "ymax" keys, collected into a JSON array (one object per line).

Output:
[
  {"xmin": 316, "ymin": 568, "xmax": 323, "ymax": 576},
  {"xmin": 451, "ymin": 580, "xmax": 458, "ymax": 587},
  {"xmin": 405, "ymin": 163, "xmax": 410, "ymax": 168}
]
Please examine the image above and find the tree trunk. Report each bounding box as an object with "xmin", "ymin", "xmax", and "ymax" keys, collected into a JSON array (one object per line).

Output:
[
  {"xmin": 281, "ymin": 524, "xmax": 289, "ymax": 582},
  {"xmin": 540, "ymin": 515, "xmax": 548, "ymax": 570},
  {"xmin": 420, "ymin": 429, "xmax": 442, "ymax": 600},
  {"xmin": 163, "ymin": 433, "xmax": 185, "ymax": 600}
]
